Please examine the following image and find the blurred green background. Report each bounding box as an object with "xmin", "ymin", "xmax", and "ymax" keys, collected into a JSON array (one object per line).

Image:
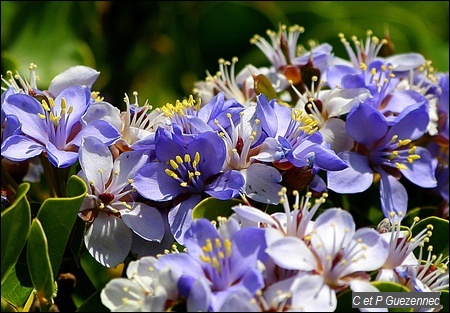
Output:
[{"xmin": 2, "ymin": 1, "xmax": 448, "ymax": 110}]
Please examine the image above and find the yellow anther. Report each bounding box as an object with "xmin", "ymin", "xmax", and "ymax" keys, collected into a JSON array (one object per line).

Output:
[
  {"xmin": 395, "ymin": 162, "xmax": 408, "ymax": 170},
  {"xmin": 170, "ymin": 159, "xmax": 178, "ymax": 170},
  {"xmin": 398, "ymin": 139, "xmax": 411, "ymax": 146},
  {"xmin": 165, "ymin": 169, "xmax": 179, "ymax": 179},
  {"xmin": 200, "ymin": 254, "xmax": 211, "ymax": 263},
  {"xmin": 195, "ymin": 171, "xmax": 201, "ymax": 176},
  {"xmin": 211, "ymin": 257, "xmax": 220, "ymax": 271},
  {"xmin": 38, "ymin": 113, "xmax": 46, "ymax": 119},
  {"xmin": 360, "ymin": 63, "xmax": 367, "ymax": 71},
  {"xmin": 61, "ymin": 98, "xmax": 67, "ymax": 110},
  {"xmin": 48, "ymin": 98, "xmax": 55, "ymax": 108},
  {"xmin": 203, "ymin": 239, "xmax": 213, "ymax": 253},
  {"xmin": 409, "ymin": 146, "xmax": 417, "ymax": 154},
  {"xmin": 370, "ymin": 68, "xmax": 377, "ymax": 76},
  {"xmin": 194, "ymin": 152, "xmax": 200, "ymax": 165},
  {"xmin": 388, "ymin": 151, "xmax": 399, "ymax": 159},
  {"xmin": 41, "ymin": 100, "xmax": 50, "ymax": 111},
  {"xmin": 218, "ymin": 251, "xmax": 225, "ymax": 259},
  {"xmin": 127, "ymin": 178, "xmax": 133, "ymax": 184},
  {"xmin": 215, "ymin": 238, "xmax": 222, "ymax": 248},
  {"xmin": 180, "ymin": 182, "xmax": 188, "ymax": 187},
  {"xmin": 176, "ymin": 155, "xmax": 183, "ymax": 164},
  {"xmin": 184, "ymin": 154, "xmax": 191, "ymax": 163},
  {"xmin": 224, "ymin": 239, "xmax": 232, "ymax": 257},
  {"xmin": 407, "ymin": 155, "xmax": 421, "ymax": 163},
  {"xmin": 114, "ymin": 170, "xmax": 119, "ymax": 175},
  {"xmin": 67, "ymin": 106, "xmax": 74, "ymax": 114}
]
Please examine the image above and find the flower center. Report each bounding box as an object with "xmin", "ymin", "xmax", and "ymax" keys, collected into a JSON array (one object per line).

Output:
[{"xmin": 165, "ymin": 152, "xmax": 203, "ymax": 191}]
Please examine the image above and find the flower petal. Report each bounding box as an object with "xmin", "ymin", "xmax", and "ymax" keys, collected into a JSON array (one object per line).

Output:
[
  {"xmin": 85, "ymin": 212, "xmax": 132, "ymax": 268},
  {"xmin": 346, "ymin": 103, "xmax": 387, "ymax": 149},
  {"xmin": 327, "ymin": 151, "xmax": 373, "ymax": 193},
  {"xmin": 311, "ymin": 208, "xmax": 355, "ymax": 260},
  {"xmin": 378, "ymin": 168, "xmax": 407, "ymax": 221},
  {"xmin": 133, "ymin": 163, "xmax": 184, "ymax": 201},
  {"xmin": 49, "ymin": 65, "xmax": 100, "ymax": 96},
  {"xmin": 122, "ymin": 203, "xmax": 165, "ymax": 241},
  {"xmin": 290, "ymin": 274, "xmax": 337, "ymax": 312},
  {"xmin": 78, "ymin": 136, "xmax": 113, "ymax": 190},
  {"xmin": 240, "ymin": 163, "xmax": 282, "ymax": 204},
  {"xmin": 1, "ymin": 135, "xmax": 44, "ymax": 162},
  {"xmin": 46, "ymin": 141, "xmax": 79, "ymax": 168},
  {"xmin": 266, "ymin": 236, "xmax": 317, "ymax": 271},
  {"xmin": 205, "ymin": 170, "xmax": 245, "ymax": 200}
]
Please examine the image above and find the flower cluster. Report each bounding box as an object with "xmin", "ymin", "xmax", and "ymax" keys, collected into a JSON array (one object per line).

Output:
[{"xmin": 1, "ymin": 24, "xmax": 448, "ymax": 312}]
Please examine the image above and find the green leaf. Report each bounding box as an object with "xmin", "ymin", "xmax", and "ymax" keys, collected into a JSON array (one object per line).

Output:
[
  {"xmin": 1, "ymin": 183, "xmax": 31, "ymax": 284},
  {"xmin": 192, "ymin": 197, "xmax": 243, "ymax": 221},
  {"xmin": 36, "ymin": 175, "xmax": 87, "ymax": 279},
  {"xmin": 403, "ymin": 206, "xmax": 440, "ymax": 226},
  {"xmin": 411, "ymin": 216, "xmax": 449, "ymax": 259},
  {"xmin": 440, "ymin": 290, "xmax": 448, "ymax": 313},
  {"xmin": 27, "ymin": 219, "xmax": 55, "ymax": 306},
  {"xmin": 1, "ymin": 297, "xmax": 18, "ymax": 312},
  {"xmin": 253, "ymin": 74, "xmax": 279, "ymax": 101}
]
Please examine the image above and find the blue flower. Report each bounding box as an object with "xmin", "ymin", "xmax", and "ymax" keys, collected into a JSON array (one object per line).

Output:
[
  {"xmin": 133, "ymin": 128, "xmax": 244, "ymax": 244},
  {"xmin": 328, "ymin": 102, "xmax": 437, "ymax": 221},
  {"xmin": 156, "ymin": 218, "xmax": 266, "ymax": 311},
  {"xmin": 1, "ymin": 85, "xmax": 120, "ymax": 168},
  {"xmin": 253, "ymin": 93, "xmax": 347, "ymax": 192}
]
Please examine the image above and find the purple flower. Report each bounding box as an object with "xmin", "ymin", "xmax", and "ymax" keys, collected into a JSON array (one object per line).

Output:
[
  {"xmin": 1, "ymin": 85, "xmax": 120, "ymax": 168},
  {"xmin": 253, "ymin": 93, "xmax": 347, "ymax": 192},
  {"xmin": 156, "ymin": 218, "xmax": 266, "ymax": 311},
  {"xmin": 133, "ymin": 128, "xmax": 245, "ymax": 244},
  {"xmin": 327, "ymin": 102, "xmax": 437, "ymax": 221}
]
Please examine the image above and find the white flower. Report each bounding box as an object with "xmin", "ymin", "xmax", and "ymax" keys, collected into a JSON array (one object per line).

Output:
[
  {"xmin": 100, "ymin": 256, "xmax": 178, "ymax": 312},
  {"xmin": 78, "ymin": 136, "xmax": 165, "ymax": 267}
]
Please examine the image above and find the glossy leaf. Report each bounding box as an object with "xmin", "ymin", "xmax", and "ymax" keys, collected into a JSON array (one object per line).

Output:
[
  {"xmin": 411, "ymin": 216, "xmax": 449, "ymax": 259},
  {"xmin": 0, "ymin": 260, "xmax": 33, "ymax": 309},
  {"xmin": 192, "ymin": 197, "xmax": 242, "ymax": 222},
  {"xmin": 27, "ymin": 219, "xmax": 55, "ymax": 306},
  {"xmin": 35, "ymin": 175, "xmax": 87, "ymax": 279},
  {"xmin": 1, "ymin": 183, "xmax": 31, "ymax": 284}
]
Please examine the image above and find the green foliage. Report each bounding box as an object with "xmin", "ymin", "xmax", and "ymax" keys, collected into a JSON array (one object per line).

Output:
[
  {"xmin": 1, "ymin": 183, "xmax": 31, "ymax": 284},
  {"xmin": 1, "ymin": 175, "xmax": 88, "ymax": 311},
  {"xmin": 192, "ymin": 197, "xmax": 243, "ymax": 222},
  {"xmin": 27, "ymin": 219, "xmax": 55, "ymax": 310}
]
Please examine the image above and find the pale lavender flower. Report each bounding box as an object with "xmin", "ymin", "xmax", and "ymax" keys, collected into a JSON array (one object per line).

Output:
[
  {"xmin": 1, "ymin": 84, "xmax": 121, "ymax": 168},
  {"xmin": 77, "ymin": 136, "xmax": 165, "ymax": 268}
]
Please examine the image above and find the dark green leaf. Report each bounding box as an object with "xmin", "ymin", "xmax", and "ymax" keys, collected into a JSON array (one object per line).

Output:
[
  {"xmin": 36, "ymin": 175, "xmax": 87, "ymax": 279},
  {"xmin": 1, "ymin": 183, "xmax": 31, "ymax": 284},
  {"xmin": 411, "ymin": 216, "xmax": 449, "ymax": 259},
  {"xmin": 27, "ymin": 219, "xmax": 55, "ymax": 305}
]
